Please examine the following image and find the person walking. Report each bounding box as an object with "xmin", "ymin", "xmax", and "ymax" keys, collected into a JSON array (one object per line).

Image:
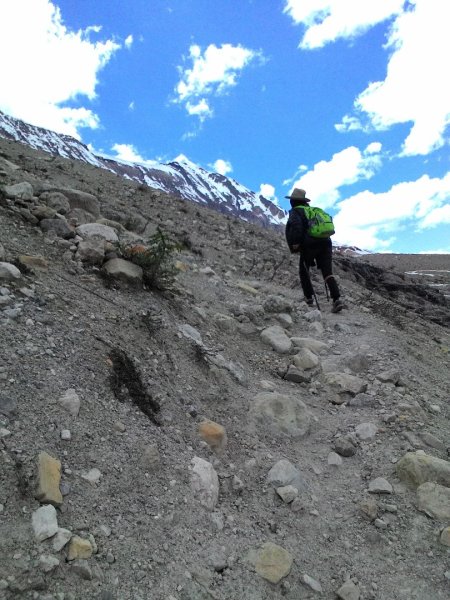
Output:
[{"xmin": 285, "ymin": 188, "xmax": 343, "ymax": 313}]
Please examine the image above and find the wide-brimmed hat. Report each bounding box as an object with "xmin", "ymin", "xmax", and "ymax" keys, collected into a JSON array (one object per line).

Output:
[{"xmin": 285, "ymin": 188, "xmax": 310, "ymax": 202}]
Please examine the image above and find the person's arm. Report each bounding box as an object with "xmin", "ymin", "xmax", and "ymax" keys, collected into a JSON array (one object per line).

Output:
[{"xmin": 288, "ymin": 208, "xmax": 306, "ymax": 251}]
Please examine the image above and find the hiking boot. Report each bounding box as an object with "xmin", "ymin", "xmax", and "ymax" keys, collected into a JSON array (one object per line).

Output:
[
  {"xmin": 305, "ymin": 298, "xmax": 314, "ymax": 306},
  {"xmin": 331, "ymin": 298, "xmax": 344, "ymax": 313}
]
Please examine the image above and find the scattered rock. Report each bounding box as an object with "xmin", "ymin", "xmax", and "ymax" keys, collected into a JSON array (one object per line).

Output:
[
  {"xmin": 396, "ymin": 451, "xmax": 450, "ymax": 488},
  {"xmin": 40, "ymin": 218, "xmax": 74, "ymax": 239},
  {"xmin": 17, "ymin": 255, "xmax": 48, "ymax": 271},
  {"xmin": 254, "ymin": 542, "xmax": 293, "ymax": 584},
  {"xmin": 334, "ymin": 436, "xmax": 357, "ymax": 457},
  {"xmin": 302, "ymin": 573, "xmax": 323, "ymax": 593},
  {"xmin": 359, "ymin": 497, "xmax": 378, "ymax": 521},
  {"xmin": 416, "ymin": 482, "xmax": 450, "ymax": 520},
  {"xmin": 0, "ymin": 262, "xmax": 21, "ymax": 281},
  {"xmin": 103, "ymin": 258, "xmax": 143, "ymax": 283},
  {"xmin": 325, "ymin": 372, "xmax": 367, "ymax": 395},
  {"xmin": 355, "ymin": 422, "xmax": 377, "ymax": 441},
  {"xmin": 70, "ymin": 559, "xmax": 93, "ymax": 580},
  {"xmin": 292, "ymin": 347, "xmax": 320, "ymax": 370},
  {"xmin": 251, "ymin": 392, "xmax": 311, "ymax": 438},
  {"xmin": 439, "ymin": 526, "xmax": 450, "ymax": 546},
  {"xmin": 336, "ymin": 579, "xmax": 360, "ymax": 600},
  {"xmin": 59, "ymin": 389, "xmax": 80, "ymax": 417},
  {"xmin": 32, "ymin": 505, "xmax": 59, "ymax": 542},
  {"xmin": 39, "ymin": 554, "xmax": 60, "ymax": 573},
  {"xmin": 141, "ymin": 444, "xmax": 161, "ymax": 471},
  {"xmin": 76, "ymin": 223, "xmax": 119, "ymax": 242},
  {"xmin": 368, "ymin": 477, "xmax": 393, "ymax": 494},
  {"xmin": 417, "ymin": 432, "xmax": 446, "ymax": 452},
  {"xmin": 198, "ymin": 420, "xmax": 227, "ymax": 452},
  {"xmin": 262, "ymin": 295, "xmax": 292, "ymax": 314},
  {"xmin": 81, "ymin": 468, "xmax": 102, "ymax": 486},
  {"xmin": 190, "ymin": 457, "xmax": 219, "ymax": 511},
  {"xmin": 290, "ymin": 337, "xmax": 328, "ymax": 354},
  {"xmin": 260, "ymin": 325, "xmax": 292, "ymax": 354},
  {"xmin": 267, "ymin": 459, "xmax": 308, "ymax": 493},
  {"xmin": 276, "ymin": 485, "xmax": 298, "ymax": 503},
  {"xmin": 35, "ymin": 451, "xmax": 63, "ymax": 507},
  {"xmin": 3, "ymin": 181, "xmax": 33, "ymax": 199},
  {"xmin": 327, "ymin": 452, "xmax": 343, "ymax": 466},
  {"xmin": 52, "ymin": 528, "xmax": 72, "ymax": 551},
  {"xmin": 284, "ymin": 365, "xmax": 312, "ymax": 384},
  {"xmin": 68, "ymin": 536, "xmax": 93, "ymax": 560}
]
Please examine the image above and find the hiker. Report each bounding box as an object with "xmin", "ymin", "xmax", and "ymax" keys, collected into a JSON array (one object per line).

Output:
[{"xmin": 285, "ymin": 188, "xmax": 343, "ymax": 313}]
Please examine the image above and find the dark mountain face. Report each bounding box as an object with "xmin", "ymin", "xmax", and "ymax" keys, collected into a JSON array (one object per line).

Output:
[{"xmin": 0, "ymin": 111, "xmax": 286, "ymax": 228}]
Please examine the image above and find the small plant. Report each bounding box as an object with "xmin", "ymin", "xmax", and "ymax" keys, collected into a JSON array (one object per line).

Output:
[{"xmin": 122, "ymin": 227, "xmax": 180, "ymax": 290}]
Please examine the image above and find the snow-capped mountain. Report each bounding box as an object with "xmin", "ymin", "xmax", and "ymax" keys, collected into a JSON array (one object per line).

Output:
[{"xmin": 0, "ymin": 111, "xmax": 286, "ymax": 228}]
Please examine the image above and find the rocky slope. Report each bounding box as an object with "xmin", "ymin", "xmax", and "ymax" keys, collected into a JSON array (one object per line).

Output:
[
  {"xmin": 0, "ymin": 135, "xmax": 449, "ymax": 600},
  {"xmin": 0, "ymin": 111, "xmax": 286, "ymax": 228}
]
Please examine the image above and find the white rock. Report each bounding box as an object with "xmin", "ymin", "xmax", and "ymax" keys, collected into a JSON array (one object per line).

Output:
[
  {"xmin": 39, "ymin": 554, "xmax": 60, "ymax": 572},
  {"xmin": 327, "ymin": 452, "xmax": 343, "ymax": 466},
  {"xmin": 303, "ymin": 573, "xmax": 323, "ymax": 592},
  {"xmin": 61, "ymin": 429, "xmax": 71, "ymax": 440},
  {"xmin": 0, "ymin": 262, "xmax": 21, "ymax": 281},
  {"xmin": 293, "ymin": 348, "xmax": 320, "ymax": 370},
  {"xmin": 368, "ymin": 477, "xmax": 393, "ymax": 494},
  {"xmin": 190, "ymin": 456, "xmax": 219, "ymax": 510},
  {"xmin": 32, "ymin": 505, "xmax": 59, "ymax": 542},
  {"xmin": 260, "ymin": 325, "xmax": 292, "ymax": 354},
  {"xmin": 52, "ymin": 528, "xmax": 72, "ymax": 551},
  {"xmin": 179, "ymin": 324, "xmax": 203, "ymax": 343},
  {"xmin": 276, "ymin": 485, "xmax": 298, "ymax": 503},
  {"xmin": 76, "ymin": 223, "xmax": 119, "ymax": 242},
  {"xmin": 59, "ymin": 389, "xmax": 80, "ymax": 417},
  {"xmin": 355, "ymin": 422, "xmax": 378, "ymax": 441},
  {"xmin": 81, "ymin": 468, "xmax": 102, "ymax": 485}
]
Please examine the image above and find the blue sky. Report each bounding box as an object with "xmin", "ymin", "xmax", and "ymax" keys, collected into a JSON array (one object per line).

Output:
[{"xmin": 1, "ymin": 0, "xmax": 449, "ymax": 253}]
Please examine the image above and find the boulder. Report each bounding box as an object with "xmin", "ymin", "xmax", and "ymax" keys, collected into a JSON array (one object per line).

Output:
[
  {"xmin": 292, "ymin": 348, "xmax": 320, "ymax": 370},
  {"xmin": 58, "ymin": 188, "xmax": 100, "ymax": 217},
  {"xmin": 417, "ymin": 482, "xmax": 450, "ymax": 520},
  {"xmin": 290, "ymin": 337, "xmax": 329, "ymax": 354},
  {"xmin": 260, "ymin": 325, "xmax": 292, "ymax": 354},
  {"xmin": 40, "ymin": 218, "xmax": 74, "ymax": 239},
  {"xmin": 2, "ymin": 182, "xmax": 33, "ymax": 200},
  {"xmin": 190, "ymin": 457, "xmax": 219, "ymax": 511},
  {"xmin": 77, "ymin": 238, "xmax": 106, "ymax": 265},
  {"xmin": 396, "ymin": 451, "xmax": 450, "ymax": 488},
  {"xmin": 267, "ymin": 459, "xmax": 308, "ymax": 492},
  {"xmin": 0, "ymin": 262, "xmax": 21, "ymax": 281},
  {"xmin": 250, "ymin": 392, "xmax": 311, "ymax": 438},
  {"xmin": 325, "ymin": 372, "xmax": 367, "ymax": 396},
  {"xmin": 103, "ymin": 258, "xmax": 143, "ymax": 283},
  {"xmin": 39, "ymin": 191, "xmax": 70, "ymax": 214},
  {"xmin": 76, "ymin": 223, "xmax": 119, "ymax": 243}
]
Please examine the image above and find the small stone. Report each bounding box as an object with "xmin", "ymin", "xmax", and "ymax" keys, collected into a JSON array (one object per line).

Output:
[
  {"xmin": 39, "ymin": 554, "xmax": 60, "ymax": 573},
  {"xmin": 198, "ymin": 420, "xmax": 227, "ymax": 452},
  {"xmin": 32, "ymin": 505, "xmax": 59, "ymax": 542},
  {"xmin": 59, "ymin": 389, "xmax": 80, "ymax": 417},
  {"xmin": 61, "ymin": 429, "xmax": 71, "ymax": 440},
  {"xmin": 267, "ymin": 459, "xmax": 308, "ymax": 493},
  {"xmin": 336, "ymin": 579, "xmax": 360, "ymax": 600},
  {"xmin": 0, "ymin": 427, "xmax": 11, "ymax": 438},
  {"xmin": 0, "ymin": 395, "xmax": 17, "ymax": 417},
  {"xmin": 71, "ymin": 560, "xmax": 93, "ymax": 580},
  {"xmin": 81, "ymin": 468, "xmax": 102, "ymax": 485},
  {"xmin": 52, "ymin": 528, "xmax": 72, "ymax": 551},
  {"xmin": 359, "ymin": 497, "xmax": 378, "ymax": 521},
  {"xmin": 67, "ymin": 536, "xmax": 93, "ymax": 561},
  {"xmin": 35, "ymin": 451, "xmax": 63, "ymax": 507},
  {"xmin": 440, "ymin": 527, "xmax": 450, "ymax": 546},
  {"xmin": 396, "ymin": 451, "xmax": 450, "ymax": 488},
  {"xmin": 374, "ymin": 518, "xmax": 388, "ymax": 529},
  {"xmin": 114, "ymin": 421, "xmax": 126, "ymax": 433},
  {"xmin": 141, "ymin": 444, "xmax": 160, "ymax": 470},
  {"xmin": 190, "ymin": 456, "xmax": 219, "ymax": 511},
  {"xmin": 0, "ymin": 262, "xmax": 21, "ymax": 281},
  {"xmin": 355, "ymin": 422, "xmax": 377, "ymax": 441},
  {"xmin": 255, "ymin": 542, "xmax": 293, "ymax": 584},
  {"xmin": 368, "ymin": 477, "xmax": 393, "ymax": 494},
  {"xmin": 276, "ymin": 485, "xmax": 298, "ymax": 503},
  {"xmin": 327, "ymin": 452, "xmax": 343, "ymax": 466},
  {"xmin": 302, "ymin": 573, "xmax": 323, "ymax": 593},
  {"xmin": 334, "ymin": 436, "xmax": 357, "ymax": 457}
]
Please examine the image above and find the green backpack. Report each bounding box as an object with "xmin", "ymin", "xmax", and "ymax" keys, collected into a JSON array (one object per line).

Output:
[{"xmin": 297, "ymin": 205, "xmax": 335, "ymax": 238}]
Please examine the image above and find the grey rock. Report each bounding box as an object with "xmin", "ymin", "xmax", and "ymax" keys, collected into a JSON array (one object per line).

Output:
[
  {"xmin": 251, "ymin": 392, "xmax": 311, "ymax": 438},
  {"xmin": 52, "ymin": 528, "xmax": 72, "ymax": 551},
  {"xmin": 304, "ymin": 309, "xmax": 322, "ymax": 322},
  {"xmin": 327, "ymin": 452, "xmax": 343, "ymax": 466},
  {"xmin": 59, "ymin": 389, "xmax": 80, "ymax": 417},
  {"xmin": 334, "ymin": 436, "xmax": 357, "ymax": 457},
  {"xmin": 40, "ymin": 218, "xmax": 74, "ymax": 239},
  {"xmin": 58, "ymin": 188, "xmax": 100, "ymax": 216},
  {"xmin": 417, "ymin": 482, "xmax": 450, "ymax": 520},
  {"xmin": 377, "ymin": 369, "xmax": 400, "ymax": 384},
  {"xmin": 290, "ymin": 337, "xmax": 329, "ymax": 354},
  {"xmin": 325, "ymin": 372, "xmax": 367, "ymax": 395},
  {"xmin": 396, "ymin": 451, "xmax": 450, "ymax": 488},
  {"xmin": 284, "ymin": 365, "xmax": 311, "ymax": 384},
  {"xmin": 417, "ymin": 432, "xmax": 447, "ymax": 453},
  {"xmin": 336, "ymin": 579, "xmax": 360, "ymax": 600},
  {"xmin": 355, "ymin": 422, "xmax": 378, "ymax": 441},
  {"xmin": 32, "ymin": 505, "xmax": 59, "ymax": 542},
  {"xmin": 0, "ymin": 394, "xmax": 17, "ymax": 416},
  {"xmin": 71, "ymin": 560, "xmax": 93, "ymax": 580},
  {"xmin": 103, "ymin": 258, "xmax": 143, "ymax": 283},
  {"xmin": 76, "ymin": 237, "xmax": 106, "ymax": 265},
  {"xmin": 348, "ymin": 393, "xmax": 379, "ymax": 408},
  {"xmin": 267, "ymin": 459, "xmax": 308, "ymax": 492},
  {"xmin": 293, "ymin": 347, "xmax": 320, "ymax": 370},
  {"xmin": 190, "ymin": 457, "xmax": 219, "ymax": 511},
  {"xmin": 76, "ymin": 223, "xmax": 119, "ymax": 243},
  {"xmin": 40, "ymin": 191, "xmax": 71, "ymax": 214},
  {"xmin": 179, "ymin": 323, "xmax": 202, "ymax": 343},
  {"xmin": 302, "ymin": 573, "xmax": 323, "ymax": 593},
  {"xmin": 368, "ymin": 477, "xmax": 393, "ymax": 494},
  {"xmin": 276, "ymin": 485, "xmax": 298, "ymax": 503},
  {"xmin": 3, "ymin": 181, "xmax": 33, "ymax": 200},
  {"xmin": 39, "ymin": 554, "xmax": 60, "ymax": 573},
  {"xmin": 141, "ymin": 444, "xmax": 160, "ymax": 470},
  {"xmin": 0, "ymin": 262, "xmax": 21, "ymax": 281},
  {"xmin": 262, "ymin": 294, "xmax": 292, "ymax": 313},
  {"xmin": 260, "ymin": 325, "xmax": 292, "ymax": 354}
]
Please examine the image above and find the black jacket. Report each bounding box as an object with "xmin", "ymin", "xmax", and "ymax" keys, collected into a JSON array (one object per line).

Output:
[{"xmin": 285, "ymin": 203, "xmax": 309, "ymax": 253}]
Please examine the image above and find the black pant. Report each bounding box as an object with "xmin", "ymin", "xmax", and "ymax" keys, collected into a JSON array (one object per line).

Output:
[{"xmin": 299, "ymin": 239, "xmax": 340, "ymax": 301}]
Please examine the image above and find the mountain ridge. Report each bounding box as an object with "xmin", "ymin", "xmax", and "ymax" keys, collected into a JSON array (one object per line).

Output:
[{"xmin": 0, "ymin": 111, "xmax": 286, "ymax": 228}]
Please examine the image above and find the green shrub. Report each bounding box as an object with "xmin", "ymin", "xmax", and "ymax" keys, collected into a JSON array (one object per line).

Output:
[{"xmin": 122, "ymin": 228, "xmax": 180, "ymax": 290}]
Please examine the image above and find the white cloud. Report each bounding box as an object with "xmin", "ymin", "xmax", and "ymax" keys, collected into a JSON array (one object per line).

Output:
[
  {"xmin": 124, "ymin": 34, "xmax": 133, "ymax": 49},
  {"xmin": 212, "ymin": 159, "xmax": 233, "ymax": 176},
  {"xmin": 333, "ymin": 172, "xmax": 450, "ymax": 250},
  {"xmin": 0, "ymin": 0, "xmax": 124, "ymax": 138},
  {"xmin": 174, "ymin": 43, "xmax": 262, "ymax": 120},
  {"xmin": 288, "ymin": 143, "xmax": 382, "ymax": 209},
  {"xmin": 283, "ymin": 0, "xmax": 404, "ymax": 49},
  {"xmin": 111, "ymin": 143, "xmax": 158, "ymax": 166},
  {"xmin": 259, "ymin": 183, "xmax": 280, "ymax": 207},
  {"xmin": 354, "ymin": 0, "xmax": 450, "ymax": 156},
  {"xmin": 129, "ymin": 101, "xmax": 135, "ymax": 111},
  {"xmin": 321, "ymin": 0, "xmax": 450, "ymax": 157}
]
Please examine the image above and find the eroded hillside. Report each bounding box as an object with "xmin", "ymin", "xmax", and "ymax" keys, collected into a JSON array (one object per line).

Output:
[{"xmin": 1, "ymin": 137, "xmax": 449, "ymax": 600}]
